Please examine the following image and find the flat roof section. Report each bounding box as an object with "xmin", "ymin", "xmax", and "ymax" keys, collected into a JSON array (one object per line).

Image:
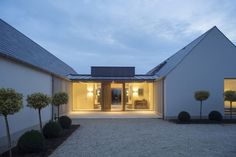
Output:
[{"xmin": 67, "ymin": 74, "xmax": 157, "ymax": 82}]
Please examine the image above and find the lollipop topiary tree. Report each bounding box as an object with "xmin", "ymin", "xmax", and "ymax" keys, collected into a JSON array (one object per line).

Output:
[
  {"xmin": 0, "ymin": 88, "xmax": 23, "ymax": 157},
  {"xmin": 52, "ymin": 92, "xmax": 68, "ymax": 120},
  {"xmin": 194, "ymin": 90, "xmax": 210, "ymax": 119},
  {"xmin": 27, "ymin": 93, "xmax": 51, "ymax": 132}
]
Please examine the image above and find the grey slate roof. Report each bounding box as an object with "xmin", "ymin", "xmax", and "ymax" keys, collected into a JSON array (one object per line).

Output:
[
  {"xmin": 68, "ymin": 74, "xmax": 156, "ymax": 81},
  {"xmin": 147, "ymin": 26, "xmax": 217, "ymax": 77},
  {"xmin": 0, "ymin": 19, "xmax": 77, "ymax": 77}
]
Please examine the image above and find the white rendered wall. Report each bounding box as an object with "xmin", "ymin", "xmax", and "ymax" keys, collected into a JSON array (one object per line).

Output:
[
  {"xmin": 164, "ymin": 29, "xmax": 236, "ymax": 119},
  {"xmin": 153, "ymin": 79, "xmax": 164, "ymax": 117},
  {"xmin": 0, "ymin": 57, "xmax": 52, "ymax": 151},
  {"xmin": 53, "ymin": 77, "xmax": 72, "ymax": 116}
]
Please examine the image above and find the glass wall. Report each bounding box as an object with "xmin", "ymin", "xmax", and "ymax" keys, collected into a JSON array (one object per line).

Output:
[
  {"xmin": 72, "ymin": 82, "xmax": 101, "ymax": 111},
  {"xmin": 72, "ymin": 82, "xmax": 154, "ymax": 111},
  {"xmin": 224, "ymin": 79, "xmax": 236, "ymax": 110},
  {"xmin": 125, "ymin": 82, "xmax": 154, "ymax": 111}
]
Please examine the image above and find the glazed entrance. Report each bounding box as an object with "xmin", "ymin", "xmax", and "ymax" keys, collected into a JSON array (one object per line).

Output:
[{"xmin": 72, "ymin": 82, "xmax": 154, "ymax": 111}]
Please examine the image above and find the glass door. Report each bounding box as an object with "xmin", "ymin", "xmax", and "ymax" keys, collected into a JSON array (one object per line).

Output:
[{"xmin": 111, "ymin": 83, "xmax": 123, "ymax": 111}]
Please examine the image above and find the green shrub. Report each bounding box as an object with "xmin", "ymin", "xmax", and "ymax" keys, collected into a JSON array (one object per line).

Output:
[
  {"xmin": 17, "ymin": 130, "xmax": 45, "ymax": 153},
  {"xmin": 43, "ymin": 121, "xmax": 62, "ymax": 138},
  {"xmin": 59, "ymin": 116, "xmax": 72, "ymax": 129},
  {"xmin": 208, "ymin": 111, "xmax": 222, "ymax": 121},
  {"xmin": 178, "ymin": 111, "xmax": 191, "ymax": 122}
]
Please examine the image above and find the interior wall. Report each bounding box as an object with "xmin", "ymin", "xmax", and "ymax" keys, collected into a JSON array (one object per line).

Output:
[
  {"xmin": 72, "ymin": 82, "xmax": 101, "ymax": 110},
  {"xmin": 101, "ymin": 82, "xmax": 112, "ymax": 111},
  {"xmin": 126, "ymin": 82, "xmax": 154, "ymax": 110}
]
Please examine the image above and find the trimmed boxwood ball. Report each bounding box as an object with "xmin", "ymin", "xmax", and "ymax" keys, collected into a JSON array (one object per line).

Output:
[
  {"xmin": 17, "ymin": 130, "xmax": 45, "ymax": 153},
  {"xmin": 43, "ymin": 121, "xmax": 62, "ymax": 138},
  {"xmin": 59, "ymin": 116, "xmax": 72, "ymax": 129},
  {"xmin": 178, "ymin": 111, "xmax": 191, "ymax": 122},
  {"xmin": 208, "ymin": 111, "xmax": 222, "ymax": 121}
]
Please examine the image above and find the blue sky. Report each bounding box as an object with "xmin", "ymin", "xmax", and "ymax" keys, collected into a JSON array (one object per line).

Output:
[{"xmin": 1, "ymin": 0, "xmax": 236, "ymax": 74}]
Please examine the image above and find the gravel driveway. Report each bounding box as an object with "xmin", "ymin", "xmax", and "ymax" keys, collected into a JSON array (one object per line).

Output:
[{"xmin": 50, "ymin": 119, "xmax": 236, "ymax": 157}]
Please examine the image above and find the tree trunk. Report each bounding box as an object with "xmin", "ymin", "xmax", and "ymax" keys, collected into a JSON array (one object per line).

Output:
[
  {"xmin": 4, "ymin": 115, "xmax": 12, "ymax": 157},
  {"xmin": 200, "ymin": 101, "xmax": 202, "ymax": 120},
  {"xmin": 38, "ymin": 109, "xmax": 42, "ymax": 132},
  {"xmin": 57, "ymin": 105, "xmax": 60, "ymax": 120},
  {"xmin": 230, "ymin": 101, "xmax": 232, "ymax": 119},
  {"xmin": 51, "ymin": 104, "xmax": 54, "ymax": 121}
]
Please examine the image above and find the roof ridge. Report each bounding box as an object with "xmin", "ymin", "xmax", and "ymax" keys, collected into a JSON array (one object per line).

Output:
[{"xmin": 147, "ymin": 26, "xmax": 216, "ymax": 76}]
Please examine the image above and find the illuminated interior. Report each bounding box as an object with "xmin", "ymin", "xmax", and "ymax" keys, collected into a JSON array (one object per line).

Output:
[
  {"xmin": 125, "ymin": 82, "xmax": 154, "ymax": 111},
  {"xmin": 72, "ymin": 82, "xmax": 154, "ymax": 111},
  {"xmin": 72, "ymin": 82, "xmax": 101, "ymax": 110},
  {"xmin": 224, "ymin": 79, "xmax": 236, "ymax": 109}
]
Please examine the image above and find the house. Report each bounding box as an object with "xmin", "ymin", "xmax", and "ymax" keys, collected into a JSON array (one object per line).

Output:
[
  {"xmin": 68, "ymin": 26, "xmax": 236, "ymax": 119},
  {"xmin": 1, "ymin": 18, "xmax": 236, "ymax": 152}
]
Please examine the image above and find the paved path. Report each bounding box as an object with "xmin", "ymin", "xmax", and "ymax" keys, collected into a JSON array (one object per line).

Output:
[{"xmin": 50, "ymin": 119, "xmax": 236, "ymax": 157}]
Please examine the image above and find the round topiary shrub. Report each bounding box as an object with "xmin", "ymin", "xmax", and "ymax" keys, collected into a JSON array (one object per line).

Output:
[
  {"xmin": 178, "ymin": 111, "xmax": 191, "ymax": 122},
  {"xmin": 59, "ymin": 116, "xmax": 72, "ymax": 129},
  {"xmin": 208, "ymin": 111, "xmax": 222, "ymax": 121},
  {"xmin": 17, "ymin": 130, "xmax": 45, "ymax": 153},
  {"xmin": 43, "ymin": 121, "xmax": 62, "ymax": 138}
]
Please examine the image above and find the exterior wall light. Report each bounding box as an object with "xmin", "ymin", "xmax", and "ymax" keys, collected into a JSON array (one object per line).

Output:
[
  {"xmin": 87, "ymin": 87, "xmax": 93, "ymax": 97},
  {"xmin": 133, "ymin": 87, "xmax": 138, "ymax": 96}
]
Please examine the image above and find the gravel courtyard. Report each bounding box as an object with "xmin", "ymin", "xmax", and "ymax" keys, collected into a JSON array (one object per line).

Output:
[{"xmin": 50, "ymin": 119, "xmax": 236, "ymax": 157}]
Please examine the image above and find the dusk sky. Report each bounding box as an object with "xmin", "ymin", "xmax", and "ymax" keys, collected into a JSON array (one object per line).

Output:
[{"xmin": 1, "ymin": 0, "xmax": 236, "ymax": 74}]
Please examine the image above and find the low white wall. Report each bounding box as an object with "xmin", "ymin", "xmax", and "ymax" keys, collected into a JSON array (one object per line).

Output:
[{"xmin": 0, "ymin": 57, "xmax": 52, "ymax": 152}]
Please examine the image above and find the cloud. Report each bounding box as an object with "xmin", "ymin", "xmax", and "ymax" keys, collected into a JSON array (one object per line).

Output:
[{"xmin": 0, "ymin": 0, "xmax": 236, "ymax": 73}]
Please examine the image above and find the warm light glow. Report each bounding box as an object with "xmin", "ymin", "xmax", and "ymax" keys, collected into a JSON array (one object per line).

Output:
[
  {"xmin": 133, "ymin": 91, "xmax": 138, "ymax": 96},
  {"xmin": 72, "ymin": 82, "xmax": 154, "ymax": 111},
  {"xmin": 97, "ymin": 89, "xmax": 100, "ymax": 96},
  {"xmin": 132, "ymin": 87, "xmax": 138, "ymax": 96},
  {"xmin": 126, "ymin": 90, "xmax": 129, "ymax": 96},
  {"xmin": 87, "ymin": 87, "xmax": 93, "ymax": 92},
  {"xmin": 133, "ymin": 87, "xmax": 138, "ymax": 92},
  {"xmin": 87, "ymin": 87, "xmax": 94, "ymax": 97},
  {"xmin": 87, "ymin": 92, "xmax": 93, "ymax": 97}
]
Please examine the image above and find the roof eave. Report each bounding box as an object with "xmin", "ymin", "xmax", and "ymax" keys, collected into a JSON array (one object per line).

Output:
[{"xmin": 0, "ymin": 53, "xmax": 70, "ymax": 81}]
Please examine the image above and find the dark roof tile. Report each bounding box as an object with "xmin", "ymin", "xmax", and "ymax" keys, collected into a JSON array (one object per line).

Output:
[{"xmin": 0, "ymin": 19, "xmax": 77, "ymax": 77}]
